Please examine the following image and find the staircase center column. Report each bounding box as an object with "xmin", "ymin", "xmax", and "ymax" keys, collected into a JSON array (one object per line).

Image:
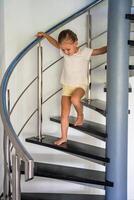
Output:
[{"xmin": 106, "ymin": 0, "xmax": 131, "ymax": 200}]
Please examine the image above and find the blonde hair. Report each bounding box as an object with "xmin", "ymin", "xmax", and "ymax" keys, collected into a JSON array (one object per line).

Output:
[{"xmin": 58, "ymin": 29, "xmax": 78, "ymax": 44}]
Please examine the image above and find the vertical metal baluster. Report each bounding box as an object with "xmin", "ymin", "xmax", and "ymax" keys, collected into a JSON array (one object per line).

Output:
[
  {"xmin": 7, "ymin": 89, "xmax": 11, "ymax": 199},
  {"xmin": 87, "ymin": 10, "xmax": 92, "ymax": 100},
  {"xmin": 12, "ymin": 153, "xmax": 21, "ymax": 200},
  {"xmin": 3, "ymin": 130, "xmax": 9, "ymax": 200},
  {"xmin": 3, "ymin": 90, "xmax": 12, "ymax": 200},
  {"xmin": 37, "ymin": 42, "xmax": 43, "ymax": 141}
]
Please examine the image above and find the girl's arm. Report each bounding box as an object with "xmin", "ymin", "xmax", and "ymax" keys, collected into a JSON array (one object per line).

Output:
[
  {"xmin": 91, "ymin": 46, "xmax": 107, "ymax": 56},
  {"xmin": 36, "ymin": 32, "xmax": 60, "ymax": 49}
]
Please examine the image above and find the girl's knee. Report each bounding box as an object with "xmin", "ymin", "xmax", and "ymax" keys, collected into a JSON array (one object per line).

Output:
[{"xmin": 71, "ymin": 95, "xmax": 80, "ymax": 105}]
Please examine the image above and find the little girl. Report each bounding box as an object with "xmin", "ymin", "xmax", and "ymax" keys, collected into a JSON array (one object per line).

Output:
[{"xmin": 36, "ymin": 29, "xmax": 107, "ymax": 145}]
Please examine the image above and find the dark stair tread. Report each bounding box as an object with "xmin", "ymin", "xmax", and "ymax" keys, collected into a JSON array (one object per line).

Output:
[
  {"xmin": 26, "ymin": 135, "xmax": 109, "ymax": 164},
  {"xmin": 126, "ymin": 14, "xmax": 134, "ymax": 20},
  {"xmin": 20, "ymin": 162, "xmax": 113, "ymax": 187},
  {"xmin": 50, "ymin": 116, "xmax": 106, "ymax": 141},
  {"xmin": 92, "ymin": 83, "xmax": 132, "ymax": 93},
  {"xmin": 81, "ymin": 99, "xmax": 106, "ymax": 116},
  {"xmin": 21, "ymin": 193, "xmax": 105, "ymax": 200},
  {"xmin": 81, "ymin": 98, "xmax": 130, "ymax": 115},
  {"xmin": 129, "ymin": 65, "xmax": 134, "ymax": 70},
  {"xmin": 105, "ymin": 64, "xmax": 134, "ymax": 71},
  {"xmin": 104, "ymin": 87, "xmax": 132, "ymax": 92},
  {"xmin": 104, "ymin": 84, "xmax": 132, "ymax": 93},
  {"xmin": 128, "ymin": 40, "xmax": 134, "ymax": 46}
]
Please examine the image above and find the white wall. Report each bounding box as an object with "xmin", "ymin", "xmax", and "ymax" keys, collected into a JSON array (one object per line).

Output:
[
  {"xmin": 0, "ymin": 0, "xmax": 134, "ymax": 199},
  {"xmin": 0, "ymin": 0, "xmax": 5, "ymax": 79},
  {"xmin": 1, "ymin": 0, "xmax": 106, "ymax": 196},
  {"xmin": 3, "ymin": 0, "xmax": 94, "ymax": 68}
]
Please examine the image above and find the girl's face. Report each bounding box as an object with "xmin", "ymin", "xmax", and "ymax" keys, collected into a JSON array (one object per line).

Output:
[{"xmin": 59, "ymin": 39, "xmax": 78, "ymax": 56}]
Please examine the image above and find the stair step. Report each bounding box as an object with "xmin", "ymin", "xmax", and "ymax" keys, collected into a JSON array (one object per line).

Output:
[
  {"xmin": 129, "ymin": 65, "xmax": 134, "ymax": 70},
  {"xmin": 50, "ymin": 116, "xmax": 106, "ymax": 141},
  {"xmin": 129, "ymin": 70, "xmax": 134, "ymax": 77},
  {"xmin": 82, "ymin": 99, "xmax": 130, "ymax": 115},
  {"xmin": 81, "ymin": 99, "xmax": 106, "ymax": 116},
  {"xmin": 21, "ymin": 193, "xmax": 105, "ymax": 200},
  {"xmin": 129, "ymin": 64, "xmax": 134, "ymax": 77},
  {"xmin": 26, "ymin": 135, "xmax": 109, "ymax": 164},
  {"xmin": 21, "ymin": 162, "xmax": 113, "ymax": 187},
  {"xmin": 91, "ymin": 82, "xmax": 132, "ymax": 93},
  {"xmin": 126, "ymin": 14, "xmax": 134, "ymax": 20},
  {"xmin": 130, "ymin": 48, "xmax": 134, "ymax": 57},
  {"xmin": 104, "ymin": 84, "xmax": 132, "ymax": 93},
  {"xmin": 105, "ymin": 64, "xmax": 134, "ymax": 70},
  {"xmin": 128, "ymin": 40, "xmax": 134, "ymax": 46}
]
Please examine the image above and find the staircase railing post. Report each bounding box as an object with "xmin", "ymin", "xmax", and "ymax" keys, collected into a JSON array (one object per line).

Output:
[
  {"xmin": 7, "ymin": 89, "xmax": 11, "ymax": 198},
  {"xmin": 87, "ymin": 10, "xmax": 92, "ymax": 100},
  {"xmin": 12, "ymin": 153, "xmax": 21, "ymax": 200},
  {"xmin": 106, "ymin": 0, "xmax": 131, "ymax": 199},
  {"xmin": 3, "ymin": 131, "xmax": 9, "ymax": 200},
  {"xmin": 37, "ymin": 42, "xmax": 43, "ymax": 140},
  {"xmin": 3, "ymin": 90, "xmax": 11, "ymax": 200}
]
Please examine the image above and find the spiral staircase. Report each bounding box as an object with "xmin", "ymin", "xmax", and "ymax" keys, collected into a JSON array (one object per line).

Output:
[{"xmin": 0, "ymin": 0, "xmax": 133, "ymax": 199}]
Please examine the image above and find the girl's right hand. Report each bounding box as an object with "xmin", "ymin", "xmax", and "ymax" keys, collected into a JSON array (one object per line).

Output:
[{"xmin": 36, "ymin": 32, "xmax": 45, "ymax": 38}]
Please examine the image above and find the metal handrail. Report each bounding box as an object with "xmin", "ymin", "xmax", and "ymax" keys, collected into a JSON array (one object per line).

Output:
[{"xmin": 0, "ymin": 0, "xmax": 104, "ymax": 197}]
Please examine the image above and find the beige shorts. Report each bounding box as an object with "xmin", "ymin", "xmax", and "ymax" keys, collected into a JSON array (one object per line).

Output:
[{"xmin": 62, "ymin": 84, "xmax": 87, "ymax": 96}]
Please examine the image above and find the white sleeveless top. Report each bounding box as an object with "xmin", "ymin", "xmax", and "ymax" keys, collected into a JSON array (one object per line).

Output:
[{"xmin": 60, "ymin": 47, "xmax": 93, "ymax": 86}]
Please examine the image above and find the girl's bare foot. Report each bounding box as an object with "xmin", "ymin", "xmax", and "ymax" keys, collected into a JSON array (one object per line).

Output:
[
  {"xmin": 74, "ymin": 114, "xmax": 84, "ymax": 126},
  {"xmin": 54, "ymin": 137, "xmax": 67, "ymax": 145}
]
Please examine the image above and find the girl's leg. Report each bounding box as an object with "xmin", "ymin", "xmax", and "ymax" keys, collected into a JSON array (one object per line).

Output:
[
  {"xmin": 71, "ymin": 88, "xmax": 85, "ymax": 126},
  {"xmin": 54, "ymin": 96, "xmax": 71, "ymax": 145}
]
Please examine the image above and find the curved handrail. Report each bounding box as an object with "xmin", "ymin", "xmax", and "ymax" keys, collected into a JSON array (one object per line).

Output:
[{"xmin": 0, "ymin": 0, "xmax": 104, "ymax": 182}]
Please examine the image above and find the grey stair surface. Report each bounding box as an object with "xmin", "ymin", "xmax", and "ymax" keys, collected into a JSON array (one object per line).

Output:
[
  {"xmin": 21, "ymin": 193, "xmax": 105, "ymax": 200},
  {"xmin": 26, "ymin": 135, "xmax": 109, "ymax": 164},
  {"xmin": 20, "ymin": 162, "xmax": 113, "ymax": 187},
  {"xmin": 129, "ymin": 70, "xmax": 134, "ymax": 77},
  {"xmin": 129, "ymin": 46, "xmax": 134, "ymax": 56},
  {"xmin": 81, "ymin": 99, "xmax": 106, "ymax": 116},
  {"xmin": 50, "ymin": 116, "xmax": 107, "ymax": 141}
]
